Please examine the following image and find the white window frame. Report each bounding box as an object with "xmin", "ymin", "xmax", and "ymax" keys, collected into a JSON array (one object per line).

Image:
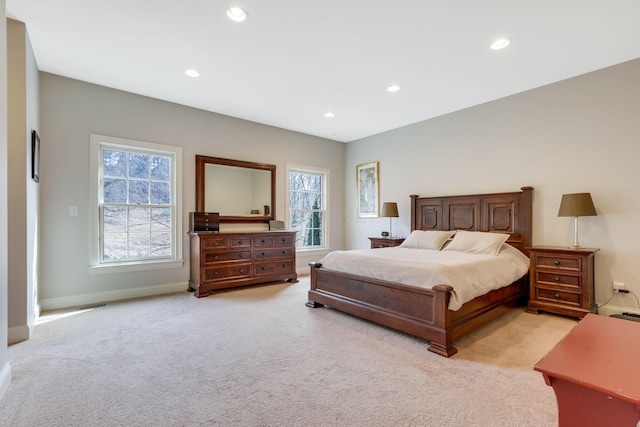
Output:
[
  {"xmin": 89, "ymin": 134, "xmax": 183, "ymax": 274},
  {"xmin": 286, "ymin": 163, "xmax": 329, "ymax": 251}
]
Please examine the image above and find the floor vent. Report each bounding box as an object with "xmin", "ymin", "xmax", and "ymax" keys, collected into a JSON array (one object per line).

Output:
[{"xmin": 77, "ymin": 303, "xmax": 107, "ymax": 310}]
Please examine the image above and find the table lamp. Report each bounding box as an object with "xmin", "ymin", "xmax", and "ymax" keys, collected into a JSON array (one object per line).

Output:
[
  {"xmin": 558, "ymin": 193, "xmax": 597, "ymax": 248},
  {"xmin": 381, "ymin": 202, "xmax": 399, "ymax": 238}
]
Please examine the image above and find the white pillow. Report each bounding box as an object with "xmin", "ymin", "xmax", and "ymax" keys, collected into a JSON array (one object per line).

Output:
[
  {"xmin": 399, "ymin": 230, "xmax": 456, "ymax": 250},
  {"xmin": 441, "ymin": 230, "xmax": 510, "ymax": 256}
]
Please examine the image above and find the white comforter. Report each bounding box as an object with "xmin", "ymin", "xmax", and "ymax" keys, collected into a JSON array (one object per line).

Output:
[{"xmin": 318, "ymin": 244, "xmax": 530, "ymax": 311}]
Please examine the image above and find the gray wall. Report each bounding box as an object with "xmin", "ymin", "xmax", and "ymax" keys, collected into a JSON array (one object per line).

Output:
[
  {"xmin": 38, "ymin": 73, "xmax": 344, "ymax": 309},
  {"xmin": 346, "ymin": 58, "xmax": 640, "ymax": 316},
  {"xmin": 1, "ymin": 2, "xmax": 13, "ymax": 402}
]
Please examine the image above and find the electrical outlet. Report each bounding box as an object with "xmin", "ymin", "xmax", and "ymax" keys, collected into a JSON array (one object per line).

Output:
[{"xmin": 613, "ymin": 281, "xmax": 625, "ymax": 291}]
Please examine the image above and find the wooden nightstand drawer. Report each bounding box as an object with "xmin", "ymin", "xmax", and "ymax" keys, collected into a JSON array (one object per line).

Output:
[
  {"xmin": 535, "ymin": 272, "xmax": 581, "ymax": 289},
  {"xmin": 536, "ymin": 288, "xmax": 581, "ymax": 306},
  {"xmin": 526, "ymin": 246, "xmax": 598, "ymax": 319},
  {"xmin": 535, "ymin": 255, "xmax": 581, "ymax": 271},
  {"xmin": 368, "ymin": 237, "xmax": 405, "ymax": 249}
]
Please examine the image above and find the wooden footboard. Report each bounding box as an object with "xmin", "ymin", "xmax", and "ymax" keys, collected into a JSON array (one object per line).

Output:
[{"xmin": 306, "ymin": 262, "xmax": 529, "ymax": 357}]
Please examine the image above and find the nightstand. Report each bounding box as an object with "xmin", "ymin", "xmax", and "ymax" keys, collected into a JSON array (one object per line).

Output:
[
  {"xmin": 526, "ymin": 246, "xmax": 599, "ymax": 319},
  {"xmin": 368, "ymin": 237, "xmax": 405, "ymax": 249}
]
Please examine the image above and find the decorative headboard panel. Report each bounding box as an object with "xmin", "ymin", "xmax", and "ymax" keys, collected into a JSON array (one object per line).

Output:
[{"xmin": 410, "ymin": 187, "xmax": 533, "ymax": 255}]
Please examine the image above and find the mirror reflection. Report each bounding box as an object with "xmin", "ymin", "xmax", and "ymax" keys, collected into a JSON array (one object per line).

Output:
[{"xmin": 204, "ymin": 164, "xmax": 271, "ymax": 215}]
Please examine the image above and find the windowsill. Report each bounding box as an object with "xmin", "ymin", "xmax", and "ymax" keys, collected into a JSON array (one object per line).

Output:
[
  {"xmin": 296, "ymin": 247, "xmax": 330, "ymax": 254},
  {"xmin": 88, "ymin": 259, "xmax": 184, "ymax": 275}
]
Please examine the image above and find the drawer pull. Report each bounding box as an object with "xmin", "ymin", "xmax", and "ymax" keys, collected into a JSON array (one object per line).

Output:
[
  {"xmin": 282, "ymin": 250, "xmax": 286, "ymax": 254},
  {"xmin": 555, "ymin": 293, "xmax": 560, "ymax": 299},
  {"xmin": 214, "ymin": 255, "xmax": 219, "ymax": 260},
  {"xmin": 554, "ymin": 277, "xmax": 561, "ymax": 282},
  {"xmin": 239, "ymin": 269, "xmax": 244, "ymax": 273},
  {"xmin": 214, "ymin": 241, "xmax": 220, "ymax": 246},
  {"xmin": 261, "ymin": 252, "xmax": 265, "ymax": 256},
  {"xmin": 261, "ymin": 239, "xmax": 266, "ymax": 243},
  {"xmin": 553, "ymin": 260, "xmax": 560, "ymax": 266},
  {"xmin": 261, "ymin": 266, "xmax": 265, "ymax": 270},
  {"xmin": 214, "ymin": 272, "xmax": 218, "ymax": 276}
]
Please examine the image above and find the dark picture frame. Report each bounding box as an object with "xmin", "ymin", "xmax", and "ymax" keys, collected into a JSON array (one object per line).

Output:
[{"xmin": 31, "ymin": 130, "xmax": 40, "ymax": 183}]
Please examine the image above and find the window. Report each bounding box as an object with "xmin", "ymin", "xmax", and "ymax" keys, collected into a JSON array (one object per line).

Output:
[
  {"xmin": 90, "ymin": 134, "xmax": 182, "ymax": 273},
  {"xmin": 287, "ymin": 164, "xmax": 328, "ymax": 250}
]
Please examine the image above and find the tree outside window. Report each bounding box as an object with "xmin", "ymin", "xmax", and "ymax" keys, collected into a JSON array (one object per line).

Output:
[{"xmin": 288, "ymin": 167, "xmax": 327, "ymax": 249}]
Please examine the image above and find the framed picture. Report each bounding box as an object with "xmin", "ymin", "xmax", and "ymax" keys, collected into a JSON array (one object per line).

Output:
[
  {"xmin": 31, "ymin": 130, "xmax": 40, "ymax": 183},
  {"xmin": 356, "ymin": 161, "xmax": 379, "ymax": 217}
]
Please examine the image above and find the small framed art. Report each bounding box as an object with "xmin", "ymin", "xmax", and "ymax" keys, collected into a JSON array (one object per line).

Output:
[
  {"xmin": 356, "ymin": 161, "xmax": 379, "ymax": 218},
  {"xmin": 32, "ymin": 130, "xmax": 40, "ymax": 183}
]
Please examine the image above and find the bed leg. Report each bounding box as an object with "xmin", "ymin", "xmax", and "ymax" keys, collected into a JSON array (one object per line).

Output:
[
  {"xmin": 428, "ymin": 342, "xmax": 458, "ymax": 358},
  {"xmin": 306, "ymin": 300, "xmax": 324, "ymax": 308}
]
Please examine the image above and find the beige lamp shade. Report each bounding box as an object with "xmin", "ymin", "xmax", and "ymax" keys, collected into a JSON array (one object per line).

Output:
[
  {"xmin": 381, "ymin": 202, "xmax": 399, "ymax": 238},
  {"xmin": 558, "ymin": 193, "xmax": 597, "ymax": 248},
  {"xmin": 381, "ymin": 202, "xmax": 399, "ymax": 218},
  {"xmin": 558, "ymin": 193, "xmax": 597, "ymax": 217}
]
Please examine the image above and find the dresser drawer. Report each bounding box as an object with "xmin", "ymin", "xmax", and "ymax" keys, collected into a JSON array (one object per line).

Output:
[
  {"xmin": 230, "ymin": 237, "xmax": 252, "ymax": 248},
  {"xmin": 535, "ymin": 255, "xmax": 581, "ymax": 271},
  {"xmin": 536, "ymin": 288, "xmax": 581, "ymax": 306},
  {"xmin": 535, "ymin": 272, "xmax": 581, "ymax": 289},
  {"xmin": 255, "ymin": 260, "xmax": 295, "ymax": 276},
  {"xmin": 203, "ymin": 263, "xmax": 253, "ymax": 281},
  {"xmin": 200, "ymin": 236, "xmax": 229, "ymax": 250},
  {"xmin": 253, "ymin": 236, "xmax": 274, "ymax": 247},
  {"xmin": 274, "ymin": 235, "xmax": 295, "ymax": 246},
  {"xmin": 255, "ymin": 247, "xmax": 294, "ymax": 259},
  {"xmin": 203, "ymin": 250, "xmax": 251, "ymax": 264}
]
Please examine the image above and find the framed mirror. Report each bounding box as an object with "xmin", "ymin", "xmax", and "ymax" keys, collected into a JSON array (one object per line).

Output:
[{"xmin": 195, "ymin": 155, "xmax": 276, "ymax": 223}]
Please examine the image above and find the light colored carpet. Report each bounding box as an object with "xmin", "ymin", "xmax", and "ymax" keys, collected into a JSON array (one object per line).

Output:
[{"xmin": 0, "ymin": 276, "xmax": 576, "ymax": 426}]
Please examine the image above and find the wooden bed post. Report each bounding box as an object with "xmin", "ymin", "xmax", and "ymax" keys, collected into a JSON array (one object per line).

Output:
[
  {"xmin": 429, "ymin": 284, "xmax": 456, "ymax": 357},
  {"xmin": 410, "ymin": 194, "xmax": 419, "ymax": 231},
  {"xmin": 519, "ymin": 186, "xmax": 534, "ymax": 256},
  {"xmin": 306, "ymin": 262, "xmax": 324, "ymax": 308}
]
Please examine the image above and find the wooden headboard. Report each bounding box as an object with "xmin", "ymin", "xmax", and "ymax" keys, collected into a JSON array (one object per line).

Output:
[{"xmin": 410, "ymin": 186, "xmax": 533, "ymax": 255}]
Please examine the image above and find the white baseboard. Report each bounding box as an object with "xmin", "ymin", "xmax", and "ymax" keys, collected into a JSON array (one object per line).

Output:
[
  {"xmin": 8, "ymin": 324, "xmax": 32, "ymax": 345},
  {"xmin": 597, "ymin": 304, "xmax": 640, "ymax": 317},
  {"xmin": 39, "ymin": 281, "xmax": 189, "ymax": 311},
  {"xmin": 0, "ymin": 362, "xmax": 11, "ymax": 403}
]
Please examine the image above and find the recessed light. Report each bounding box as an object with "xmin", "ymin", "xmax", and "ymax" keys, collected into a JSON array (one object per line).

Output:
[
  {"xmin": 387, "ymin": 84, "xmax": 400, "ymax": 93},
  {"xmin": 185, "ymin": 69, "xmax": 200, "ymax": 78},
  {"xmin": 227, "ymin": 7, "xmax": 249, "ymax": 22},
  {"xmin": 324, "ymin": 112, "xmax": 335, "ymax": 119},
  {"xmin": 491, "ymin": 38, "xmax": 510, "ymax": 50}
]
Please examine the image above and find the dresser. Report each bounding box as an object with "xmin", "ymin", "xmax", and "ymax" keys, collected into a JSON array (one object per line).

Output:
[
  {"xmin": 526, "ymin": 246, "xmax": 598, "ymax": 318},
  {"xmin": 534, "ymin": 314, "xmax": 640, "ymax": 427},
  {"xmin": 368, "ymin": 237, "xmax": 405, "ymax": 248},
  {"xmin": 189, "ymin": 231, "xmax": 298, "ymax": 297}
]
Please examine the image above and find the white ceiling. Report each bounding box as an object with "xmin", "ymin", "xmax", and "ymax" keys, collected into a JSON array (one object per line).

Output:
[{"xmin": 7, "ymin": 1, "xmax": 640, "ymax": 143}]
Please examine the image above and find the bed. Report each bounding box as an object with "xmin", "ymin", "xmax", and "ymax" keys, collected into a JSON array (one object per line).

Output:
[{"xmin": 306, "ymin": 187, "xmax": 534, "ymax": 357}]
